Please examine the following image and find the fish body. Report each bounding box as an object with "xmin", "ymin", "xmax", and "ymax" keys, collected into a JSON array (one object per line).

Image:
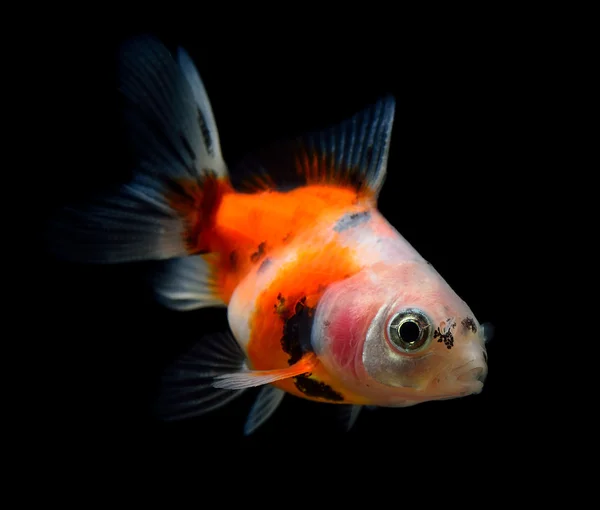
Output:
[{"xmin": 47, "ymin": 36, "xmax": 490, "ymax": 434}]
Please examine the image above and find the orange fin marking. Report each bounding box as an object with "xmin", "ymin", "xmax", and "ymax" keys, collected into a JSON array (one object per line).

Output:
[
  {"xmin": 212, "ymin": 353, "xmax": 318, "ymax": 390},
  {"xmin": 166, "ymin": 172, "xmax": 232, "ymax": 254}
]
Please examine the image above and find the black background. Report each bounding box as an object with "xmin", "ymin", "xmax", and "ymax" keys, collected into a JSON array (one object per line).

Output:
[{"xmin": 34, "ymin": 18, "xmax": 542, "ymax": 472}]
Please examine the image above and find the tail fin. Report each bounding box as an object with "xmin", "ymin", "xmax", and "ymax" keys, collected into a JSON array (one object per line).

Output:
[{"xmin": 46, "ymin": 36, "xmax": 229, "ymax": 263}]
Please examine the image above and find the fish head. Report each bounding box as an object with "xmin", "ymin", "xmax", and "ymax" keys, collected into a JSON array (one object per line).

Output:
[{"xmin": 312, "ymin": 259, "xmax": 490, "ymax": 406}]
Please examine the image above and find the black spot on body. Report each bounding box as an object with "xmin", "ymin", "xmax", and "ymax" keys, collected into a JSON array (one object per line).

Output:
[
  {"xmin": 462, "ymin": 317, "xmax": 477, "ymax": 333},
  {"xmin": 333, "ymin": 210, "xmax": 371, "ymax": 232},
  {"xmin": 280, "ymin": 296, "xmax": 313, "ymax": 364},
  {"xmin": 294, "ymin": 375, "xmax": 344, "ymax": 402},
  {"xmin": 434, "ymin": 325, "xmax": 455, "ymax": 349},
  {"xmin": 258, "ymin": 257, "xmax": 272, "ymax": 273},
  {"xmin": 279, "ymin": 294, "xmax": 344, "ymax": 402},
  {"xmin": 250, "ymin": 242, "xmax": 266, "ymax": 263}
]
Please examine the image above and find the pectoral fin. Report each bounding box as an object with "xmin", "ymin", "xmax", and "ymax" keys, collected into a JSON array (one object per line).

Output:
[{"xmin": 212, "ymin": 353, "xmax": 318, "ymax": 390}]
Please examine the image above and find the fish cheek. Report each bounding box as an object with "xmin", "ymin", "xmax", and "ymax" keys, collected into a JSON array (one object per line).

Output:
[{"xmin": 314, "ymin": 303, "xmax": 370, "ymax": 387}]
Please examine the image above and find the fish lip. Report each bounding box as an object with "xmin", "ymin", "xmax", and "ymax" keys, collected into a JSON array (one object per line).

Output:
[
  {"xmin": 456, "ymin": 366, "xmax": 486, "ymax": 383},
  {"xmin": 464, "ymin": 379, "xmax": 484, "ymax": 395},
  {"xmin": 426, "ymin": 379, "xmax": 484, "ymax": 399},
  {"xmin": 423, "ymin": 360, "xmax": 487, "ymax": 398},
  {"xmin": 455, "ymin": 364, "xmax": 487, "ymax": 395}
]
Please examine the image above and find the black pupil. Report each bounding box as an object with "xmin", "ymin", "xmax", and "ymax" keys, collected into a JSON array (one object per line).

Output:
[{"xmin": 399, "ymin": 321, "xmax": 421, "ymax": 344}]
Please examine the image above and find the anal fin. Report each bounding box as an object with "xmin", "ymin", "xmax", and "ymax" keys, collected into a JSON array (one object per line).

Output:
[
  {"xmin": 156, "ymin": 332, "xmax": 247, "ymax": 421},
  {"xmin": 243, "ymin": 385, "xmax": 286, "ymax": 436}
]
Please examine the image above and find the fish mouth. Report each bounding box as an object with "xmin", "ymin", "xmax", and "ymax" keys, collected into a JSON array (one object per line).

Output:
[
  {"xmin": 424, "ymin": 359, "xmax": 488, "ymax": 398},
  {"xmin": 457, "ymin": 366, "xmax": 486, "ymax": 384},
  {"xmin": 454, "ymin": 363, "xmax": 487, "ymax": 394}
]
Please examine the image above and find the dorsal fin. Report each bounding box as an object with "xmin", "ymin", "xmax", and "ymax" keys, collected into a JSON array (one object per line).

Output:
[{"xmin": 231, "ymin": 96, "xmax": 396, "ymax": 202}]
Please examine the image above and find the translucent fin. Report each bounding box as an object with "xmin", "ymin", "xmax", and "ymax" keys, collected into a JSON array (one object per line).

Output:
[
  {"xmin": 156, "ymin": 332, "xmax": 246, "ymax": 421},
  {"xmin": 243, "ymin": 385, "xmax": 285, "ymax": 436},
  {"xmin": 336, "ymin": 404, "xmax": 363, "ymax": 432},
  {"xmin": 153, "ymin": 255, "xmax": 225, "ymax": 311},
  {"xmin": 176, "ymin": 47, "xmax": 226, "ymax": 175},
  {"xmin": 212, "ymin": 353, "xmax": 318, "ymax": 390},
  {"xmin": 231, "ymin": 96, "xmax": 396, "ymax": 202},
  {"xmin": 46, "ymin": 36, "xmax": 229, "ymax": 263},
  {"xmin": 482, "ymin": 322, "xmax": 495, "ymax": 343}
]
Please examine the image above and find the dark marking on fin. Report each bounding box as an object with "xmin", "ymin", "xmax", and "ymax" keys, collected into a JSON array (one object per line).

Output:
[
  {"xmin": 365, "ymin": 147, "xmax": 373, "ymax": 167},
  {"xmin": 250, "ymin": 242, "xmax": 266, "ymax": 263},
  {"xmin": 294, "ymin": 375, "xmax": 344, "ymax": 402},
  {"xmin": 461, "ymin": 317, "xmax": 477, "ymax": 333},
  {"xmin": 197, "ymin": 108, "xmax": 213, "ymax": 156},
  {"xmin": 333, "ymin": 210, "xmax": 371, "ymax": 232},
  {"xmin": 258, "ymin": 257, "xmax": 272, "ymax": 273},
  {"xmin": 179, "ymin": 132, "xmax": 196, "ymax": 161},
  {"xmin": 230, "ymin": 96, "xmax": 396, "ymax": 199}
]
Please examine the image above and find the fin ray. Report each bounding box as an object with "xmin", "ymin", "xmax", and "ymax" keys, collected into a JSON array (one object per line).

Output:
[
  {"xmin": 156, "ymin": 332, "xmax": 246, "ymax": 421},
  {"xmin": 212, "ymin": 353, "xmax": 318, "ymax": 390},
  {"xmin": 153, "ymin": 255, "xmax": 225, "ymax": 310},
  {"xmin": 243, "ymin": 385, "xmax": 286, "ymax": 436},
  {"xmin": 231, "ymin": 96, "xmax": 395, "ymax": 201},
  {"xmin": 337, "ymin": 404, "xmax": 363, "ymax": 431},
  {"xmin": 47, "ymin": 35, "xmax": 229, "ymax": 264}
]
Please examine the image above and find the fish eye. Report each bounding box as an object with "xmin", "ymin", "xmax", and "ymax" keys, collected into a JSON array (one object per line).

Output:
[{"xmin": 388, "ymin": 309, "xmax": 432, "ymax": 352}]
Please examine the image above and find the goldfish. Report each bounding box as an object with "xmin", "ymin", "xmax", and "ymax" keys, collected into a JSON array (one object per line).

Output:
[{"xmin": 47, "ymin": 36, "xmax": 491, "ymax": 435}]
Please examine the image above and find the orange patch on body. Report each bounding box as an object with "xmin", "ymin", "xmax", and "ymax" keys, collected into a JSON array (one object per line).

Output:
[
  {"xmin": 209, "ymin": 185, "xmax": 370, "ymax": 303},
  {"xmin": 170, "ymin": 181, "xmax": 376, "ymax": 402},
  {"xmin": 245, "ymin": 239, "xmax": 367, "ymax": 402}
]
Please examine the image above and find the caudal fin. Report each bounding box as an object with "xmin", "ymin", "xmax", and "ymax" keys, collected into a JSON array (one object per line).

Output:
[{"xmin": 46, "ymin": 36, "xmax": 229, "ymax": 263}]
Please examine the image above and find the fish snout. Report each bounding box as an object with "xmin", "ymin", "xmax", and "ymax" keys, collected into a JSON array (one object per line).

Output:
[
  {"xmin": 457, "ymin": 365, "xmax": 487, "ymax": 383},
  {"xmin": 455, "ymin": 359, "xmax": 488, "ymax": 393}
]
